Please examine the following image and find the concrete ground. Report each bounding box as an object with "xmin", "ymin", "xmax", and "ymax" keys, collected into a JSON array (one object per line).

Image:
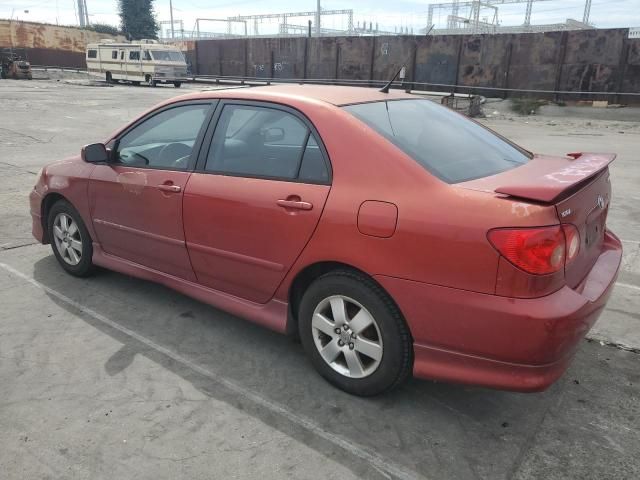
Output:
[{"xmin": 0, "ymin": 79, "xmax": 639, "ymax": 480}]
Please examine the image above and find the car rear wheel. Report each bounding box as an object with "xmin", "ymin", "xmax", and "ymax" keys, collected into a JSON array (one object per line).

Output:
[
  {"xmin": 145, "ymin": 75, "xmax": 156, "ymax": 87},
  {"xmin": 48, "ymin": 200, "xmax": 95, "ymax": 277},
  {"xmin": 173, "ymin": 81, "xmax": 182, "ymax": 88},
  {"xmin": 105, "ymin": 72, "xmax": 113, "ymax": 83},
  {"xmin": 299, "ymin": 270, "xmax": 412, "ymax": 396}
]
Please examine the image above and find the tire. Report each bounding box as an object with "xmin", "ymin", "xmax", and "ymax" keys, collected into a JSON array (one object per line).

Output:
[
  {"xmin": 173, "ymin": 81, "xmax": 182, "ymax": 88},
  {"xmin": 298, "ymin": 270, "xmax": 412, "ymax": 396},
  {"xmin": 145, "ymin": 75, "xmax": 156, "ymax": 87},
  {"xmin": 47, "ymin": 200, "xmax": 95, "ymax": 277},
  {"xmin": 105, "ymin": 72, "xmax": 113, "ymax": 83}
]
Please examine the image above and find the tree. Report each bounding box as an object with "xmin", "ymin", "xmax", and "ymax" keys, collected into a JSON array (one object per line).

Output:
[{"xmin": 118, "ymin": 0, "xmax": 159, "ymax": 40}]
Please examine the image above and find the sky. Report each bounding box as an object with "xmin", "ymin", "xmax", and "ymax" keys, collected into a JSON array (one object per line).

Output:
[{"xmin": 1, "ymin": 0, "xmax": 639, "ymax": 36}]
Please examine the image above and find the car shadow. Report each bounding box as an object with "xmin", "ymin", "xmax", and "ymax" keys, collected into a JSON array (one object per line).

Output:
[{"xmin": 32, "ymin": 254, "xmax": 570, "ymax": 480}]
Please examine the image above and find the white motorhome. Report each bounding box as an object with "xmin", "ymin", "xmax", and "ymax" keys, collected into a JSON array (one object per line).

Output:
[{"xmin": 86, "ymin": 39, "xmax": 189, "ymax": 87}]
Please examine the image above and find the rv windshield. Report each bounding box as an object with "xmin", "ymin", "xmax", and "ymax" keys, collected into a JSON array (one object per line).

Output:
[{"xmin": 150, "ymin": 50, "xmax": 185, "ymax": 62}]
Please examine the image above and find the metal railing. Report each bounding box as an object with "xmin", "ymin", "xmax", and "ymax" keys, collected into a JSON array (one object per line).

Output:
[
  {"xmin": 192, "ymin": 74, "xmax": 640, "ymax": 98},
  {"xmin": 21, "ymin": 66, "xmax": 640, "ymax": 99}
]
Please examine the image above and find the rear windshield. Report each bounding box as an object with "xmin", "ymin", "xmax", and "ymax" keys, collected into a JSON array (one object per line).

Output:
[
  {"xmin": 343, "ymin": 99, "xmax": 531, "ymax": 183},
  {"xmin": 150, "ymin": 50, "xmax": 185, "ymax": 62}
]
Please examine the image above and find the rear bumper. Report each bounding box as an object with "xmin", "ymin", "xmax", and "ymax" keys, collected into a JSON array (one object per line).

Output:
[{"xmin": 375, "ymin": 231, "xmax": 622, "ymax": 392}]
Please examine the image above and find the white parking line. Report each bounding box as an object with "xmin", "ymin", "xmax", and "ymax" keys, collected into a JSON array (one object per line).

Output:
[
  {"xmin": 0, "ymin": 262, "xmax": 421, "ymax": 480},
  {"xmin": 616, "ymin": 282, "xmax": 640, "ymax": 292}
]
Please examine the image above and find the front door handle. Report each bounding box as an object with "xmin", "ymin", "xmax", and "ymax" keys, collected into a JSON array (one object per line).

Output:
[
  {"xmin": 158, "ymin": 184, "xmax": 181, "ymax": 193},
  {"xmin": 277, "ymin": 199, "xmax": 313, "ymax": 210}
]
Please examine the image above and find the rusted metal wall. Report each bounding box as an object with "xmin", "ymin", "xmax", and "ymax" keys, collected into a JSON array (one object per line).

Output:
[
  {"xmin": 624, "ymin": 38, "xmax": 640, "ymax": 94},
  {"xmin": 194, "ymin": 28, "xmax": 639, "ymax": 101},
  {"xmin": 0, "ymin": 20, "xmax": 125, "ymax": 67}
]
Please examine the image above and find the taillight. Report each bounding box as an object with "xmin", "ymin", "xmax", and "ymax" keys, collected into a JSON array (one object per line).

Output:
[
  {"xmin": 562, "ymin": 224, "xmax": 580, "ymax": 265},
  {"xmin": 488, "ymin": 225, "xmax": 578, "ymax": 275}
]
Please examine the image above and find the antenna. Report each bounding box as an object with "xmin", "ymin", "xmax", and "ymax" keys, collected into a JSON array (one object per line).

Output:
[{"xmin": 379, "ymin": 66, "xmax": 406, "ymax": 93}]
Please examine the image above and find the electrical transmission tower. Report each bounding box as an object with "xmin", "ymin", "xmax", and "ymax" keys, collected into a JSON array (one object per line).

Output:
[
  {"xmin": 427, "ymin": 0, "xmax": 593, "ymax": 34},
  {"xmin": 583, "ymin": 0, "xmax": 592, "ymax": 24}
]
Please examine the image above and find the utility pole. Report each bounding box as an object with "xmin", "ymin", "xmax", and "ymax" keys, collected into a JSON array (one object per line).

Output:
[
  {"xmin": 77, "ymin": 0, "xmax": 86, "ymax": 27},
  {"xmin": 315, "ymin": 0, "xmax": 321, "ymax": 36},
  {"xmin": 169, "ymin": 0, "xmax": 175, "ymax": 38},
  {"xmin": 83, "ymin": 0, "xmax": 89, "ymax": 26}
]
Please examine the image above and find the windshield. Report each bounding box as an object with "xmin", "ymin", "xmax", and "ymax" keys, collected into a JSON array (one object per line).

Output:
[
  {"xmin": 343, "ymin": 99, "xmax": 531, "ymax": 183},
  {"xmin": 150, "ymin": 50, "xmax": 185, "ymax": 62}
]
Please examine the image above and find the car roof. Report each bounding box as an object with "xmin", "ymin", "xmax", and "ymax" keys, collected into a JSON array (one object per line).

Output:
[{"xmin": 180, "ymin": 84, "xmax": 415, "ymax": 107}]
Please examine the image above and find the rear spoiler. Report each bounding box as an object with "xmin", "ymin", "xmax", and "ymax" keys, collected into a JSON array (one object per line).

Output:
[{"xmin": 494, "ymin": 153, "xmax": 616, "ymax": 203}]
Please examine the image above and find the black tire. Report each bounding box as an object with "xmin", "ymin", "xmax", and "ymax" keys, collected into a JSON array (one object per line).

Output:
[
  {"xmin": 145, "ymin": 75, "xmax": 156, "ymax": 87},
  {"xmin": 298, "ymin": 270, "xmax": 412, "ymax": 396},
  {"xmin": 173, "ymin": 81, "xmax": 182, "ymax": 88},
  {"xmin": 47, "ymin": 200, "xmax": 95, "ymax": 277},
  {"xmin": 105, "ymin": 72, "xmax": 113, "ymax": 83}
]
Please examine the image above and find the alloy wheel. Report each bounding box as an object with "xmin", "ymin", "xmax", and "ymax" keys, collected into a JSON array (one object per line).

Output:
[
  {"xmin": 52, "ymin": 213, "xmax": 83, "ymax": 266},
  {"xmin": 311, "ymin": 295, "xmax": 384, "ymax": 379}
]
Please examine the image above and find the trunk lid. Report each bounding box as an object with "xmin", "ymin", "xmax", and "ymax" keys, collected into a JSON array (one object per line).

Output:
[{"xmin": 460, "ymin": 152, "xmax": 615, "ymax": 288}]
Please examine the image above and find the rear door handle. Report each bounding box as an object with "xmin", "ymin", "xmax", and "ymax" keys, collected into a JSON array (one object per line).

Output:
[
  {"xmin": 277, "ymin": 199, "xmax": 313, "ymax": 210},
  {"xmin": 158, "ymin": 184, "xmax": 181, "ymax": 193}
]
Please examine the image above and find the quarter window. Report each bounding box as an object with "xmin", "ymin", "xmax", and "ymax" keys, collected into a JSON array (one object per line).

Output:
[
  {"xmin": 299, "ymin": 135, "xmax": 329, "ymax": 183},
  {"xmin": 87, "ymin": 49, "xmax": 97, "ymax": 58},
  {"xmin": 206, "ymin": 105, "xmax": 311, "ymax": 180},
  {"xmin": 112, "ymin": 50, "xmax": 118, "ymax": 59},
  {"xmin": 116, "ymin": 104, "xmax": 210, "ymax": 170},
  {"xmin": 129, "ymin": 51, "xmax": 140, "ymax": 61}
]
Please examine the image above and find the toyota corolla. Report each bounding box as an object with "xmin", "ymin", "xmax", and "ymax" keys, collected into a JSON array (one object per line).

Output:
[{"xmin": 29, "ymin": 85, "xmax": 622, "ymax": 396}]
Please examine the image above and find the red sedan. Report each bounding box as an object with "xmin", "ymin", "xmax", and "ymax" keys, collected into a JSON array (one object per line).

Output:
[{"xmin": 29, "ymin": 85, "xmax": 622, "ymax": 396}]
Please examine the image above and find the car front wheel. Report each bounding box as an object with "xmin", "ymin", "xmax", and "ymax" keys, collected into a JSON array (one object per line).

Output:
[
  {"xmin": 299, "ymin": 270, "xmax": 412, "ymax": 396},
  {"xmin": 48, "ymin": 200, "xmax": 95, "ymax": 277}
]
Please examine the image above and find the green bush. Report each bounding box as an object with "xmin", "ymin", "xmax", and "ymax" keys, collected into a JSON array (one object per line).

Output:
[
  {"xmin": 86, "ymin": 23, "xmax": 123, "ymax": 36},
  {"xmin": 509, "ymin": 98, "xmax": 547, "ymax": 116}
]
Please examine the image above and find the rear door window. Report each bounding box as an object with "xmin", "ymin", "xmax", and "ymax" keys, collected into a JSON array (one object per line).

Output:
[
  {"xmin": 206, "ymin": 104, "xmax": 311, "ymax": 180},
  {"xmin": 343, "ymin": 99, "xmax": 531, "ymax": 183}
]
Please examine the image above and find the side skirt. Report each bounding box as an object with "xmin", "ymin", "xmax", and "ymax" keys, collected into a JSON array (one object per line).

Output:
[{"xmin": 92, "ymin": 243, "xmax": 289, "ymax": 334}]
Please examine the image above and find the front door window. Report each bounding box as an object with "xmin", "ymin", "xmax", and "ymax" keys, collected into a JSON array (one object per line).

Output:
[{"xmin": 116, "ymin": 104, "xmax": 210, "ymax": 170}]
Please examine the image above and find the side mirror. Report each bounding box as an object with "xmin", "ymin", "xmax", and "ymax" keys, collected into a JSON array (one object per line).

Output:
[
  {"xmin": 81, "ymin": 143, "xmax": 109, "ymax": 163},
  {"xmin": 263, "ymin": 127, "xmax": 285, "ymax": 143}
]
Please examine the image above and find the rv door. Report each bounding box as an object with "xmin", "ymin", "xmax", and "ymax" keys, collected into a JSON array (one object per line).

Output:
[
  {"xmin": 126, "ymin": 49, "xmax": 142, "ymax": 81},
  {"xmin": 119, "ymin": 49, "xmax": 125, "ymax": 80}
]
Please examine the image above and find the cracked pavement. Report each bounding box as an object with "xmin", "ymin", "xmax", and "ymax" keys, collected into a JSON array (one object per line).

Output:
[{"xmin": 0, "ymin": 79, "xmax": 639, "ymax": 479}]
